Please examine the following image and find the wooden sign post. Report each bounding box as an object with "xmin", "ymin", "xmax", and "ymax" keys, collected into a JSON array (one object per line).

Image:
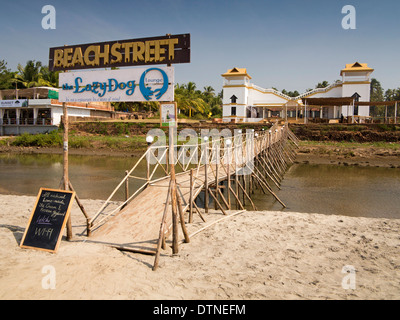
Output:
[
  {"xmin": 20, "ymin": 188, "xmax": 76, "ymax": 253},
  {"xmin": 62, "ymin": 102, "xmax": 73, "ymax": 240}
]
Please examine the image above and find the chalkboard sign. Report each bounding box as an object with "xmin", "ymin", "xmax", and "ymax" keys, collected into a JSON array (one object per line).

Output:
[{"xmin": 20, "ymin": 188, "xmax": 75, "ymax": 253}]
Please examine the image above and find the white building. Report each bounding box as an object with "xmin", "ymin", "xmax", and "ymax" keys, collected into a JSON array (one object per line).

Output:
[
  {"xmin": 0, "ymin": 87, "xmax": 114, "ymax": 135},
  {"xmin": 222, "ymin": 62, "xmax": 374, "ymax": 122}
]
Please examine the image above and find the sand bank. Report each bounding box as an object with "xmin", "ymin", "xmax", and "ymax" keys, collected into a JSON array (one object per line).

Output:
[{"xmin": 0, "ymin": 194, "xmax": 399, "ymax": 300}]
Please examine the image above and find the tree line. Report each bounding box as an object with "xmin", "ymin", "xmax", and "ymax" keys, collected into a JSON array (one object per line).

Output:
[
  {"xmin": 370, "ymin": 79, "xmax": 400, "ymax": 117},
  {"xmin": 1, "ymin": 59, "xmax": 398, "ymax": 118}
]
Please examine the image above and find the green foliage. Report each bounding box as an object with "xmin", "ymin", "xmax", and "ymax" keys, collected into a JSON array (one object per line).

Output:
[
  {"xmin": 376, "ymin": 124, "xmax": 395, "ymax": 132},
  {"xmin": 175, "ymin": 82, "xmax": 222, "ymax": 118},
  {"xmin": 112, "ymin": 101, "xmax": 159, "ymax": 113},
  {"xmin": 281, "ymin": 89, "xmax": 300, "ymax": 97},
  {"xmin": 12, "ymin": 130, "xmax": 62, "ymax": 147},
  {"xmin": 0, "ymin": 60, "xmax": 14, "ymax": 89},
  {"xmin": 114, "ymin": 122, "xmax": 129, "ymax": 135},
  {"xmin": 316, "ymin": 81, "xmax": 329, "ymax": 88},
  {"xmin": 69, "ymin": 136, "xmax": 92, "ymax": 148}
]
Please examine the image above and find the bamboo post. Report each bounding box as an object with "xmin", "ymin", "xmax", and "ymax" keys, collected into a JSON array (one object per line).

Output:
[
  {"xmin": 243, "ymin": 173, "xmax": 247, "ymax": 202},
  {"xmin": 249, "ymin": 169, "xmax": 253, "ymax": 195},
  {"xmin": 62, "ymin": 102, "xmax": 73, "ymax": 241},
  {"xmin": 229, "ymin": 185, "xmax": 244, "ymax": 210},
  {"xmin": 189, "ymin": 169, "xmax": 194, "ymax": 223},
  {"xmin": 214, "ymin": 162, "xmax": 219, "ymax": 210},
  {"xmin": 235, "ymin": 168, "xmax": 240, "ymax": 210},
  {"xmin": 125, "ymin": 170, "xmax": 129, "ymax": 202},
  {"xmin": 204, "ymin": 159, "xmax": 209, "ymax": 214},
  {"xmin": 169, "ymin": 126, "xmax": 179, "ymax": 254},
  {"xmin": 68, "ymin": 181, "xmax": 91, "ymax": 237},
  {"xmin": 217, "ymin": 186, "xmax": 230, "ymax": 210},
  {"xmin": 193, "ymin": 201, "xmax": 206, "ymax": 222},
  {"xmin": 253, "ymin": 167, "xmax": 286, "ymax": 208},
  {"xmin": 176, "ymin": 191, "xmax": 190, "ymax": 243},
  {"xmin": 227, "ymin": 167, "xmax": 231, "ymax": 209},
  {"xmin": 153, "ymin": 180, "xmax": 173, "ymax": 271},
  {"xmin": 236, "ymin": 177, "xmax": 257, "ymax": 210},
  {"xmin": 207, "ymin": 187, "xmax": 227, "ymax": 215},
  {"xmin": 241, "ymin": 175, "xmax": 245, "ymax": 206},
  {"xmin": 252, "ymin": 173, "xmax": 266, "ymax": 195},
  {"xmin": 226, "ymin": 139, "xmax": 232, "ymax": 209}
]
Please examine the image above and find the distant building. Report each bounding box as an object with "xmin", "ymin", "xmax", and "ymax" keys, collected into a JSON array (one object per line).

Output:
[
  {"xmin": 222, "ymin": 62, "xmax": 374, "ymax": 122},
  {"xmin": 0, "ymin": 87, "xmax": 114, "ymax": 135}
]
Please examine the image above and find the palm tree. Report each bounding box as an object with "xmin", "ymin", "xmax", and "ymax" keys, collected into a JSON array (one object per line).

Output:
[
  {"xmin": 316, "ymin": 81, "xmax": 329, "ymax": 88},
  {"xmin": 185, "ymin": 82, "xmax": 197, "ymax": 96},
  {"xmin": 16, "ymin": 60, "xmax": 58, "ymax": 88},
  {"xmin": 203, "ymin": 86, "xmax": 215, "ymax": 97},
  {"xmin": 175, "ymin": 82, "xmax": 210, "ymax": 117}
]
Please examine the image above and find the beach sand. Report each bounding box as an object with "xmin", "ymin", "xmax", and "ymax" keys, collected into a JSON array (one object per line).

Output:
[{"xmin": 0, "ymin": 194, "xmax": 399, "ymax": 300}]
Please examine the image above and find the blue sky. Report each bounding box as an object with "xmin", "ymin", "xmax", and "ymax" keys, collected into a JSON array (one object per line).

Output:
[{"xmin": 1, "ymin": 0, "xmax": 399, "ymax": 94}]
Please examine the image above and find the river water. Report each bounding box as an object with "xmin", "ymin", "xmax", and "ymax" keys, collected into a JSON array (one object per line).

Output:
[{"xmin": 0, "ymin": 153, "xmax": 399, "ymax": 219}]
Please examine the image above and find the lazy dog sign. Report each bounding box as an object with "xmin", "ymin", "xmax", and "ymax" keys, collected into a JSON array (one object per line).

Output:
[{"xmin": 59, "ymin": 66, "xmax": 174, "ymax": 102}]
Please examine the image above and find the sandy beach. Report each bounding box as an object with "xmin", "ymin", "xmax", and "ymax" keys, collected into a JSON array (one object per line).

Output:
[{"xmin": 0, "ymin": 194, "xmax": 399, "ymax": 300}]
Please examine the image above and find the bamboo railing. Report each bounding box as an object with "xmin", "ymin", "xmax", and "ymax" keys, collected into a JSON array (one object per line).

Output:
[{"xmin": 88, "ymin": 123, "xmax": 299, "ymax": 236}]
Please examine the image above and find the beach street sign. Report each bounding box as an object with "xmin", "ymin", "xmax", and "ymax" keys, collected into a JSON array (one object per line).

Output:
[
  {"xmin": 49, "ymin": 33, "xmax": 190, "ymax": 71},
  {"xmin": 59, "ymin": 67, "xmax": 174, "ymax": 102}
]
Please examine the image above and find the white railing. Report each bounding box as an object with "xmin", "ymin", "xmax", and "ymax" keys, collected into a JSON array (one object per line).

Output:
[
  {"xmin": 294, "ymin": 81, "xmax": 343, "ymax": 100},
  {"xmin": 251, "ymin": 81, "xmax": 343, "ymax": 101}
]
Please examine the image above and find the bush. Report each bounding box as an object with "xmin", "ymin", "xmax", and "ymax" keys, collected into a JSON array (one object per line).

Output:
[
  {"xmin": 69, "ymin": 136, "xmax": 92, "ymax": 148},
  {"xmin": 12, "ymin": 131, "xmax": 63, "ymax": 147}
]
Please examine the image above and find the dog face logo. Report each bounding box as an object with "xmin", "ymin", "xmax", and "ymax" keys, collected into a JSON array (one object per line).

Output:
[{"xmin": 139, "ymin": 68, "xmax": 169, "ymax": 101}]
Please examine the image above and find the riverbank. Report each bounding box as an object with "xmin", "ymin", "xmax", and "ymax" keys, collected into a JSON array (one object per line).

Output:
[
  {"xmin": 1, "ymin": 139, "xmax": 399, "ymax": 167},
  {"xmin": 1, "ymin": 194, "xmax": 399, "ymax": 300},
  {"xmin": 1, "ymin": 122, "xmax": 400, "ymax": 166},
  {"xmin": 296, "ymin": 141, "xmax": 400, "ymax": 168}
]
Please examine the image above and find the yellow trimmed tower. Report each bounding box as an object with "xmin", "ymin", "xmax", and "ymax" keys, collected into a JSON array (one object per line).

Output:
[
  {"xmin": 221, "ymin": 68, "xmax": 252, "ymax": 120},
  {"xmin": 340, "ymin": 62, "xmax": 374, "ymax": 117}
]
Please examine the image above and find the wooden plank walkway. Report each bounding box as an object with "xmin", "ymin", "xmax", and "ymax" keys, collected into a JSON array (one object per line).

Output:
[
  {"xmin": 89, "ymin": 124, "xmax": 299, "ymax": 256},
  {"xmin": 90, "ymin": 164, "xmax": 226, "ymax": 253}
]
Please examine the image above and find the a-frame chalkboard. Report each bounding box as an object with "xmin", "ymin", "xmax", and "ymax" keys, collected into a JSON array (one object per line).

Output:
[{"xmin": 20, "ymin": 188, "xmax": 75, "ymax": 253}]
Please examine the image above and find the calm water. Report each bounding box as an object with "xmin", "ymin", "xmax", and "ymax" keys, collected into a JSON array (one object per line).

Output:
[
  {"xmin": 0, "ymin": 153, "xmax": 399, "ymax": 219},
  {"xmin": 0, "ymin": 153, "xmax": 145, "ymax": 201},
  {"xmin": 252, "ymin": 163, "xmax": 400, "ymax": 219}
]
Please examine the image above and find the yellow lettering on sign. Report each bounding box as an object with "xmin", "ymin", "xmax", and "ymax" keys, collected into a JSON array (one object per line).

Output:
[
  {"xmin": 132, "ymin": 42, "xmax": 145, "ymax": 63},
  {"xmin": 63, "ymin": 48, "xmax": 73, "ymax": 68},
  {"xmin": 71, "ymin": 47, "xmax": 84, "ymax": 67},
  {"xmin": 54, "ymin": 49, "xmax": 64, "ymax": 68},
  {"xmin": 145, "ymin": 40, "xmax": 155, "ymax": 63},
  {"xmin": 111, "ymin": 43, "xmax": 122, "ymax": 64},
  {"xmin": 98, "ymin": 44, "xmax": 110, "ymax": 65},
  {"xmin": 52, "ymin": 35, "xmax": 182, "ymax": 69},
  {"xmin": 84, "ymin": 45, "xmax": 97, "ymax": 66},
  {"xmin": 168, "ymin": 38, "xmax": 179, "ymax": 60},
  {"xmin": 155, "ymin": 40, "xmax": 166, "ymax": 62},
  {"xmin": 121, "ymin": 42, "xmax": 133, "ymax": 63}
]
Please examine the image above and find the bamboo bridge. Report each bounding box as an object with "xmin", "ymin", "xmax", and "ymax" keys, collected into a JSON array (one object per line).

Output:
[{"xmin": 86, "ymin": 123, "xmax": 299, "ymax": 270}]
